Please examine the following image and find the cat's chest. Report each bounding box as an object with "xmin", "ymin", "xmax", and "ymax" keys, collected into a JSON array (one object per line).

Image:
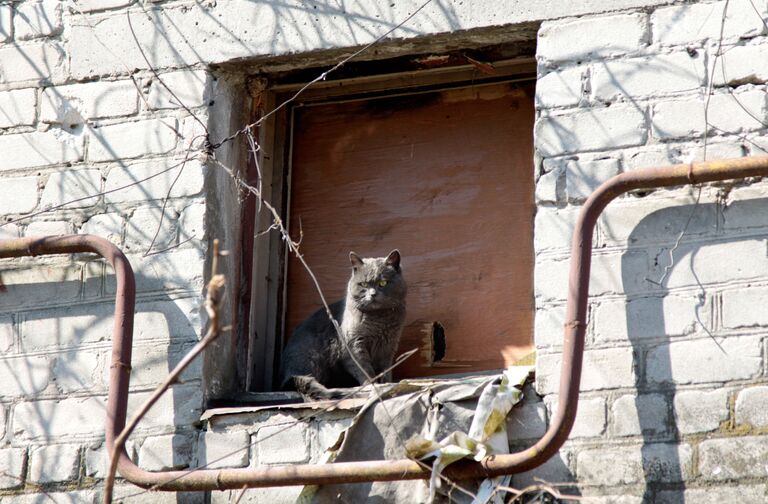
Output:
[{"xmin": 341, "ymin": 311, "xmax": 403, "ymax": 346}]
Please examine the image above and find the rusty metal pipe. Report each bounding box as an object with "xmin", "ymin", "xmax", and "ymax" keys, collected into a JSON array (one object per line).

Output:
[{"xmin": 3, "ymin": 155, "xmax": 768, "ymax": 493}]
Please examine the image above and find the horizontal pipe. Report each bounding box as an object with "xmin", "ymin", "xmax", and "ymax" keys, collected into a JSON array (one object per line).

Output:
[{"xmin": 4, "ymin": 154, "xmax": 768, "ymax": 494}]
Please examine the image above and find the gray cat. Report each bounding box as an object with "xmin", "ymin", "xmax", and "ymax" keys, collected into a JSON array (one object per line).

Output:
[{"xmin": 279, "ymin": 250, "xmax": 406, "ymax": 400}]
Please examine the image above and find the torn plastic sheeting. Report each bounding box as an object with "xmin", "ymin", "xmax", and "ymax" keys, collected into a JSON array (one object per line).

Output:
[{"xmin": 299, "ymin": 366, "xmax": 534, "ymax": 503}]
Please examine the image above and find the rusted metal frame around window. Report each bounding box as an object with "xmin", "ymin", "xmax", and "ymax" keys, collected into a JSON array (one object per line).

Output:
[{"xmin": 2, "ymin": 154, "xmax": 768, "ymax": 492}]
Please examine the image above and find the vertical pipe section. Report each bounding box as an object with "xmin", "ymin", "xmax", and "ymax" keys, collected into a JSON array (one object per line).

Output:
[{"xmin": 2, "ymin": 155, "xmax": 768, "ymax": 492}]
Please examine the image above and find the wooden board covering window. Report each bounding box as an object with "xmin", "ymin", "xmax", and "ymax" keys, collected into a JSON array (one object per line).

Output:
[{"xmin": 285, "ymin": 81, "xmax": 535, "ymax": 379}]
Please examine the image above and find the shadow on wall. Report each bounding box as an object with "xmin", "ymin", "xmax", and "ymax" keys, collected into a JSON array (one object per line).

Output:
[
  {"xmin": 0, "ymin": 265, "xmax": 205, "ymax": 500},
  {"xmin": 621, "ymin": 195, "xmax": 768, "ymax": 502}
]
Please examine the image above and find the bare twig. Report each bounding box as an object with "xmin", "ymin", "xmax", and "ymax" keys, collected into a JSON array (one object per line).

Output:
[
  {"xmin": 143, "ymin": 138, "xmax": 203, "ymax": 256},
  {"xmin": 126, "ymin": 9, "xmax": 210, "ymax": 135},
  {"xmin": 103, "ymin": 240, "xmax": 228, "ymax": 504}
]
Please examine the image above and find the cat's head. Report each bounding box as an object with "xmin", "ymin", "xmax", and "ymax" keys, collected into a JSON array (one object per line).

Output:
[{"xmin": 347, "ymin": 250, "xmax": 406, "ymax": 312}]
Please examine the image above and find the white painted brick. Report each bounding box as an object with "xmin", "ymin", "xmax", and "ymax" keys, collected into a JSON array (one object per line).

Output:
[
  {"xmin": 88, "ymin": 118, "xmax": 178, "ymax": 162},
  {"xmin": 0, "ymin": 406, "xmax": 7, "ymax": 442},
  {"xmin": 0, "ymin": 448, "xmax": 26, "ymax": 489},
  {"xmin": 256, "ymin": 422, "xmax": 310, "ymax": 464},
  {"xmin": 52, "ymin": 350, "xmax": 99, "ymax": 393},
  {"xmin": 0, "ymin": 316, "xmax": 12, "ymax": 354},
  {"xmin": 682, "ymin": 141, "xmax": 744, "ymax": 164},
  {"xmin": 0, "ymin": 42, "xmax": 65, "ymax": 85},
  {"xmin": 652, "ymin": 91, "xmax": 767, "ymax": 140},
  {"xmin": 125, "ymin": 206, "xmax": 178, "ymax": 252},
  {"xmin": 112, "ymin": 343, "xmax": 201, "ymax": 388},
  {"xmin": 179, "ymin": 201, "xmax": 205, "ymax": 242},
  {"xmin": 536, "ymin": 105, "xmax": 647, "ymax": 157},
  {"xmin": 0, "ymin": 265, "xmax": 81, "ymax": 311},
  {"xmin": 512, "ymin": 449, "xmax": 573, "ymax": 488},
  {"xmin": 21, "ymin": 303, "xmax": 114, "ymax": 351},
  {"xmin": 73, "ymin": 0, "xmax": 136, "ymax": 12},
  {"xmin": 12, "ymin": 490, "xmax": 96, "ymax": 504},
  {"xmin": 0, "ymin": 130, "xmax": 84, "ymax": 171},
  {"xmin": 0, "ymin": 88, "xmax": 37, "ymax": 128},
  {"xmin": 566, "ymin": 158, "xmax": 621, "ymax": 201},
  {"xmin": 722, "ymin": 286, "xmax": 768, "ymax": 328},
  {"xmin": 139, "ymin": 433, "xmax": 194, "ymax": 471},
  {"xmin": 659, "ymin": 486, "xmax": 768, "ymax": 504},
  {"xmin": 535, "ymin": 163, "xmax": 564, "ymax": 204},
  {"xmin": 735, "ymin": 386, "xmax": 768, "ymax": 428},
  {"xmin": 585, "ymin": 497, "xmax": 643, "ymax": 504},
  {"xmin": 104, "ymin": 158, "xmax": 205, "ymax": 203},
  {"xmin": 0, "ymin": 5, "xmax": 11, "ymax": 42},
  {"xmin": 536, "ymin": 347, "xmax": 635, "ymax": 395},
  {"xmin": 577, "ymin": 443, "xmax": 692, "ymax": 486},
  {"xmin": 15, "ymin": 0, "xmax": 63, "ymax": 40},
  {"xmin": 0, "ymin": 175, "xmax": 38, "ymax": 215},
  {"xmin": 211, "ymin": 487, "xmax": 300, "ymax": 504},
  {"xmin": 127, "ymin": 386, "xmax": 202, "ymax": 432},
  {"xmin": 652, "ymin": 1, "xmax": 768, "ymax": 46},
  {"xmin": 29, "ymin": 444, "xmax": 80, "ymax": 483},
  {"xmin": 315, "ymin": 417, "xmax": 353, "ymax": 454},
  {"xmin": 592, "ymin": 52, "xmax": 705, "ymax": 102},
  {"xmin": 25, "ymin": 220, "xmax": 71, "ymax": 236},
  {"xmin": 646, "ymin": 335, "xmax": 762, "ymax": 386},
  {"xmin": 80, "ymin": 212, "xmax": 123, "ymax": 244},
  {"xmin": 41, "ymin": 169, "xmax": 102, "ymax": 210},
  {"xmin": 0, "ymin": 223, "xmax": 20, "ymax": 239},
  {"xmin": 545, "ymin": 396, "xmax": 606, "ymax": 438},
  {"xmin": 664, "ymin": 239, "xmax": 768, "ymax": 289},
  {"xmin": 673, "ymin": 388, "xmax": 729, "ymax": 434},
  {"xmin": 131, "ymin": 299, "xmax": 201, "ymax": 341},
  {"xmin": 0, "ymin": 355, "xmax": 51, "ymax": 398},
  {"xmin": 535, "ymin": 66, "xmax": 584, "ymax": 109},
  {"xmin": 147, "ymin": 69, "xmax": 211, "ymax": 110},
  {"xmin": 533, "ymin": 206, "xmax": 579, "ymax": 251},
  {"xmin": 611, "ymin": 393, "xmax": 668, "ymax": 437},
  {"xmin": 110, "ymin": 248, "xmax": 205, "ymax": 293},
  {"xmin": 535, "ymin": 250, "xmax": 648, "ymax": 302},
  {"xmin": 41, "ymin": 80, "xmax": 139, "ymax": 123},
  {"xmin": 699, "ymin": 436, "xmax": 768, "ymax": 480},
  {"xmin": 538, "ymin": 13, "xmax": 648, "ymax": 63},
  {"xmin": 535, "ymin": 304, "xmax": 566, "ymax": 348},
  {"xmin": 14, "ymin": 395, "xmax": 106, "ymax": 441},
  {"xmin": 83, "ymin": 259, "xmax": 102, "ymax": 298},
  {"xmin": 623, "ymin": 146, "xmax": 678, "ymax": 171},
  {"xmin": 534, "ymin": 258, "xmax": 569, "ymax": 302},
  {"xmin": 722, "ymin": 181, "xmax": 768, "ymax": 230},
  {"xmin": 507, "ymin": 401, "xmax": 547, "ymax": 440},
  {"xmin": 592, "ymin": 294, "xmax": 708, "ymax": 343},
  {"xmin": 85, "ymin": 443, "xmax": 105, "ymax": 478},
  {"xmin": 198, "ymin": 431, "xmax": 249, "ymax": 469},
  {"xmin": 713, "ymin": 44, "xmax": 768, "ymax": 86}
]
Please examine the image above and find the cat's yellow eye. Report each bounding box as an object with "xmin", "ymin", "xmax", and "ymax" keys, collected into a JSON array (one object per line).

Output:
[{"xmin": 378, "ymin": 279, "xmax": 388, "ymax": 287}]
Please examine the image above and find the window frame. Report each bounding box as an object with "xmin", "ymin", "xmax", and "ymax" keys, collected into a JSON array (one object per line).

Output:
[{"xmin": 243, "ymin": 57, "xmax": 537, "ymax": 393}]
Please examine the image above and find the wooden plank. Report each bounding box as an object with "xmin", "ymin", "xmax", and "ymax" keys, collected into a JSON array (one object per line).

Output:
[{"xmin": 285, "ymin": 81, "xmax": 535, "ymax": 379}]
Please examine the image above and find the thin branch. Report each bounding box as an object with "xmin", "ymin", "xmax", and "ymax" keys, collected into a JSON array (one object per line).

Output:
[
  {"xmin": 126, "ymin": 9, "xmax": 210, "ymax": 135},
  {"xmin": 103, "ymin": 240, "xmax": 228, "ymax": 504},
  {"xmin": 143, "ymin": 138, "xmax": 203, "ymax": 256}
]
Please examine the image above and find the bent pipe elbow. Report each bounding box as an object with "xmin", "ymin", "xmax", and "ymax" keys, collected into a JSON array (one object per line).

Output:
[{"xmin": 5, "ymin": 155, "xmax": 768, "ymax": 492}]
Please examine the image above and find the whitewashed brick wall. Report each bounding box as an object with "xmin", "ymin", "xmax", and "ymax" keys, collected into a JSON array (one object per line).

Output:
[
  {"xmin": 531, "ymin": 1, "xmax": 768, "ymax": 501},
  {"xmin": 1, "ymin": 0, "xmax": 768, "ymax": 502},
  {"xmin": 0, "ymin": 1, "xmax": 213, "ymax": 502}
]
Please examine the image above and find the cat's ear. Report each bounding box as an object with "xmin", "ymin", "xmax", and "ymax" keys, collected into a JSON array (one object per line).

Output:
[
  {"xmin": 385, "ymin": 249, "xmax": 401, "ymax": 270},
  {"xmin": 349, "ymin": 252, "xmax": 364, "ymax": 269}
]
